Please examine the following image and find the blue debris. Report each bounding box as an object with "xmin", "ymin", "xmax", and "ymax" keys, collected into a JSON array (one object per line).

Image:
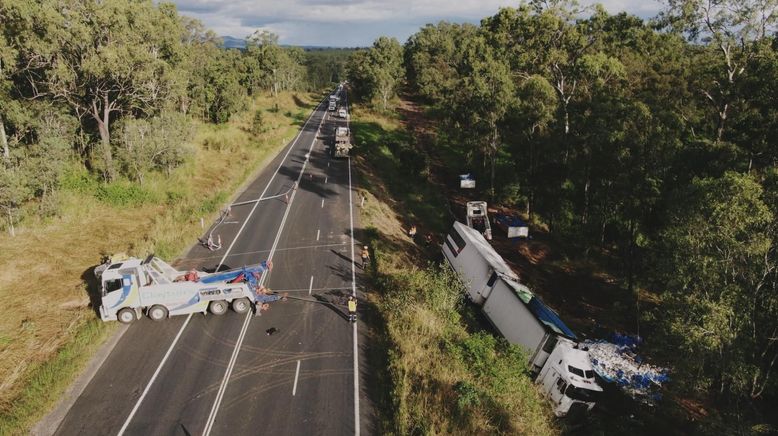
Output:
[{"xmin": 584, "ymin": 337, "xmax": 670, "ymax": 406}]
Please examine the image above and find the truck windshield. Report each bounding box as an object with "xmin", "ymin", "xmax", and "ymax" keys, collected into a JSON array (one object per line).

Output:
[
  {"xmin": 565, "ymin": 385, "xmax": 601, "ymax": 402},
  {"xmin": 568, "ymin": 365, "xmax": 585, "ymax": 377},
  {"xmin": 104, "ymin": 279, "xmax": 122, "ymax": 295}
]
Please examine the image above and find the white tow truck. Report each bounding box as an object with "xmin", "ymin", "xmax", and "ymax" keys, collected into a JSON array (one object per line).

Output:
[
  {"xmin": 442, "ymin": 221, "xmax": 602, "ymax": 417},
  {"xmin": 95, "ymin": 255, "xmax": 280, "ymax": 324}
]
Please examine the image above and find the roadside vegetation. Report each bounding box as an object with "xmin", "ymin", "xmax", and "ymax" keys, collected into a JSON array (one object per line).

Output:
[
  {"xmin": 353, "ymin": 104, "xmax": 557, "ymax": 435},
  {"xmin": 346, "ymin": 0, "xmax": 778, "ymax": 433}
]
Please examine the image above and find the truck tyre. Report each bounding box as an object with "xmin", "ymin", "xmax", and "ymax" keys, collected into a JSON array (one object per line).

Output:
[
  {"xmin": 209, "ymin": 300, "xmax": 228, "ymax": 316},
  {"xmin": 148, "ymin": 305, "xmax": 168, "ymax": 322},
  {"xmin": 231, "ymin": 298, "xmax": 250, "ymax": 314},
  {"xmin": 117, "ymin": 308, "xmax": 136, "ymax": 324}
]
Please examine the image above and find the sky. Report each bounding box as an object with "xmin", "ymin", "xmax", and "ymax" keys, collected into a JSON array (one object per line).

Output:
[{"xmin": 169, "ymin": 0, "xmax": 665, "ymax": 47}]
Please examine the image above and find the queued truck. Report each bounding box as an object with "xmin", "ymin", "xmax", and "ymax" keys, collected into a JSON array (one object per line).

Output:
[
  {"xmin": 95, "ymin": 255, "xmax": 281, "ymax": 324},
  {"xmin": 442, "ymin": 221, "xmax": 602, "ymax": 417},
  {"xmin": 333, "ymin": 126, "xmax": 352, "ymax": 158}
]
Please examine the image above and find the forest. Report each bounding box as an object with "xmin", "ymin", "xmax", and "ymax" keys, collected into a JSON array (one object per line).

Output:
[{"xmin": 346, "ymin": 0, "xmax": 777, "ymax": 432}]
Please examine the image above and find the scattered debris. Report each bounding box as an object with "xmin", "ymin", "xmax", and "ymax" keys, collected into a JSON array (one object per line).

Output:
[{"xmin": 584, "ymin": 334, "xmax": 670, "ymax": 405}]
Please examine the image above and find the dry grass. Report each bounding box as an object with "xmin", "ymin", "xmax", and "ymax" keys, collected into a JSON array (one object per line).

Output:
[
  {"xmin": 353, "ymin": 103, "xmax": 557, "ymax": 436},
  {"xmin": 0, "ymin": 91, "xmax": 321, "ymax": 434}
]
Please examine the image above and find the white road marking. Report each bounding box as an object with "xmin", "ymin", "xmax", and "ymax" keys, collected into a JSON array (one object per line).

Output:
[
  {"xmin": 308, "ymin": 276, "xmax": 314, "ymax": 296},
  {"xmin": 292, "ymin": 360, "xmax": 301, "ymax": 396},
  {"xmin": 348, "ymin": 154, "xmax": 360, "ymax": 436},
  {"xmin": 321, "ymin": 198, "xmax": 325, "ymax": 208},
  {"xmin": 325, "ymin": 176, "xmax": 328, "ymax": 184},
  {"xmin": 202, "ymin": 102, "xmax": 327, "ymax": 436},
  {"xmin": 117, "ymin": 315, "xmax": 192, "ymax": 436},
  {"xmin": 316, "ymin": 229, "xmax": 320, "ymax": 241}
]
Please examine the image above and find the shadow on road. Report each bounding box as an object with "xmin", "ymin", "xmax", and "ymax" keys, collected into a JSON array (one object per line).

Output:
[{"xmin": 313, "ymin": 293, "xmax": 349, "ymax": 322}]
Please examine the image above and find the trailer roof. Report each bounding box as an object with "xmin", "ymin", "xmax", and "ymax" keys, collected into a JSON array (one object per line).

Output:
[
  {"xmin": 453, "ymin": 221, "xmax": 577, "ymax": 340},
  {"xmin": 453, "ymin": 221, "xmax": 517, "ymax": 280}
]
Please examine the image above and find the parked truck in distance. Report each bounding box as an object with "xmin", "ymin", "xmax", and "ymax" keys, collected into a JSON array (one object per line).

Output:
[
  {"xmin": 466, "ymin": 201, "xmax": 492, "ymax": 240},
  {"xmin": 96, "ymin": 255, "xmax": 281, "ymax": 324},
  {"xmin": 442, "ymin": 221, "xmax": 602, "ymax": 417},
  {"xmin": 333, "ymin": 126, "xmax": 352, "ymax": 158}
]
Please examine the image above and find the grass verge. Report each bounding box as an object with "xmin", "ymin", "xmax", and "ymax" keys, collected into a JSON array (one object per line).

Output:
[
  {"xmin": 352, "ymin": 103, "xmax": 557, "ymax": 435},
  {"xmin": 0, "ymin": 91, "xmax": 322, "ymax": 435}
]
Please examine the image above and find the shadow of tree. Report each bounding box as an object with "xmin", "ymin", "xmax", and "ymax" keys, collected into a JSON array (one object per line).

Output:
[{"xmin": 292, "ymin": 94, "xmax": 308, "ymax": 108}]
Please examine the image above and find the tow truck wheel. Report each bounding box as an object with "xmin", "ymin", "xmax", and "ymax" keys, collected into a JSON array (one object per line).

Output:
[
  {"xmin": 148, "ymin": 305, "xmax": 168, "ymax": 322},
  {"xmin": 232, "ymin": 298, "xmax": 250, "ymax": 314},
  {"xmin": 117, "ymin": 308, "xmax": 136, "ymax": 324},
  {"xmin": 209, "ymin": 300, "xmax": 228, "ymax": 316}
]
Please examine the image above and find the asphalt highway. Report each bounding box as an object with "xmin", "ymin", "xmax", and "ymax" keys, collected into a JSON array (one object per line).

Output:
[{"xmin": 53, "ymin": 89, "xmax": 371, "ymax": 435}]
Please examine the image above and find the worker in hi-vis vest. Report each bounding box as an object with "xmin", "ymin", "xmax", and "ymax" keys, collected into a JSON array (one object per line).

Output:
[{"xmin": 347, "ymin": 296, "xmax": 357, "ymax": 322}]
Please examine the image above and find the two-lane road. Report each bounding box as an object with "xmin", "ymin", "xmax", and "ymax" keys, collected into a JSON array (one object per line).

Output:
[{"xmin": 52, "ymin": 89, "xmax": 370, "ymax": 435}]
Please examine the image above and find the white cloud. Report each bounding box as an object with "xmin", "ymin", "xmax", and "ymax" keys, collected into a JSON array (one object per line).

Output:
[{"xmin": 169, "ymin": 0, "xmax": 665, "ymax": 46}]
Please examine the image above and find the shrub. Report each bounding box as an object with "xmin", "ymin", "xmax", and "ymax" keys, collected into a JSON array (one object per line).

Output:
[
  {"xmin": 114, "ymin": 112, "xmax": 195, "ymax": 183},
  {"xmin": 251, "ymin": 110, "xmax": 265, "ymax": 136},
  {"xmin": 95, "ymin": 181, "xmax": 155, "ymax": 206},
  {"xmin": 60, "ymin": 167, "xmax": 99, "ymax": 195}
]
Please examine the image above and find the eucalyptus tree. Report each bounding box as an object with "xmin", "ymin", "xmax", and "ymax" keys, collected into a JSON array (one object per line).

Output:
[
  {"xmin": 347, "ymin": 37, "xmax": 404, "ymax": 109},
  {"xmin": 661, "ymin": 0, "xmax": 778, "ymax": 143}
]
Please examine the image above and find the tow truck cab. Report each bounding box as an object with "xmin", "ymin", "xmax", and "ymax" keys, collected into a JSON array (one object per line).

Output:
[{"xmin": 98, "ymin": 258, "xmax": 146, "ymax": 322}]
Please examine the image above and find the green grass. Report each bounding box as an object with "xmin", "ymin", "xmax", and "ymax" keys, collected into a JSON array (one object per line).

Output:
[
  {"xmin": 352, "ymin": 104, "xmax": 557, "ymax": 435},
  {"xmin": 0, "ymin": 319, "xmax": 114, "ymax": 436}
]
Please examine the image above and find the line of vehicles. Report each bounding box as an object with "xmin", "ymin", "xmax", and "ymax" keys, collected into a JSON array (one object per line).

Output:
[{"xmin": 329, "ymin": 86, "xmax": 352, "ymax": 158}]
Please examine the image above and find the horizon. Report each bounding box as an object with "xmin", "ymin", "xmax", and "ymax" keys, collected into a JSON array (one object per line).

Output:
[{"xmin": 175, "ymin": 0, "xmax": 664, "ymax": 47}]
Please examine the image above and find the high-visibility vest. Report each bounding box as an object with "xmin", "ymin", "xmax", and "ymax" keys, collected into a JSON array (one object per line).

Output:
[{"xmin": 348, "ymin": 300, "xmax": 357, "ymax": 312}]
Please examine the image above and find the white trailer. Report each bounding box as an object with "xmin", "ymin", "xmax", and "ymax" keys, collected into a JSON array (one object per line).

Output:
[
  {"xmin": 96, "ymin": 256, "xmax": 279, "ymax": 324},
  {"xmin": 442, "ymin": 221, "xmax": 602, "ymax": 416}
]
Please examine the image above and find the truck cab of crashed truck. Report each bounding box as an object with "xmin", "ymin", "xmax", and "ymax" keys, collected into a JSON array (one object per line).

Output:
[{"xmin": 537, "ymin": 338, "xmax": 603, "ymax": 417}]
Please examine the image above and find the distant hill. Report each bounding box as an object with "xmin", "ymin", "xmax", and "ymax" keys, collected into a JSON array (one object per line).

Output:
[
  {"xmin": 220, "ymin": 36, "xmax": 246, "ymax": 49},
  {"xmin": 219, "ymin": 36, "xmax": 361, "ymax": 50}
]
